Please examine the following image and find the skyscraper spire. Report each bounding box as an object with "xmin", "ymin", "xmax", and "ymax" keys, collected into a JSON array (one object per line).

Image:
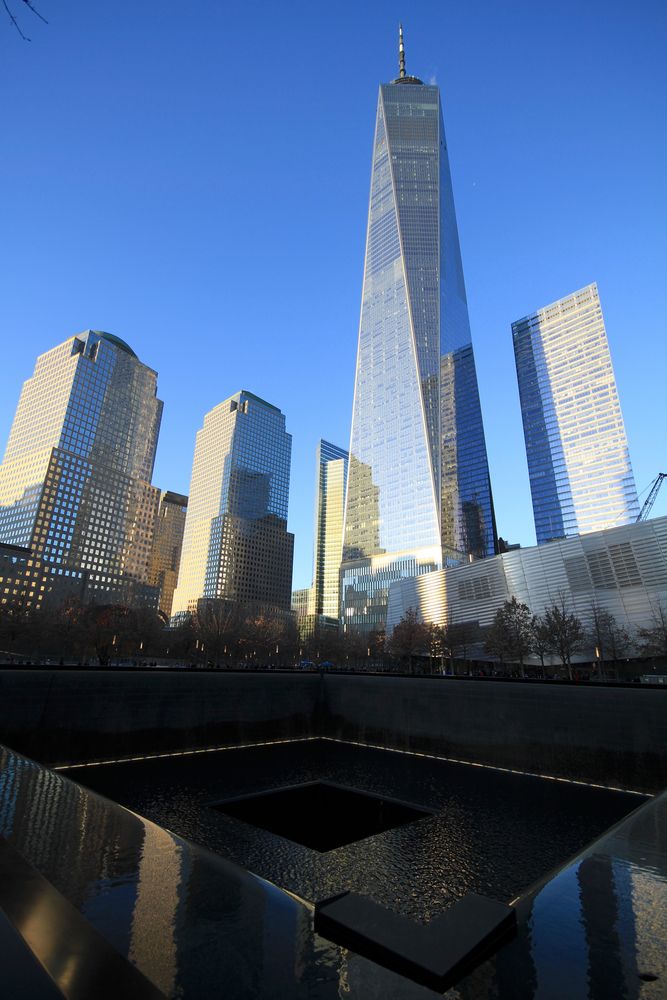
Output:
[{"xmin": 398, "ymin": 24, "xmax": 406, "ymax": 78}]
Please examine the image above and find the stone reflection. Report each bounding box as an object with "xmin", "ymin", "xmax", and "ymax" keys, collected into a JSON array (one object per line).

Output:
[{"xmin": 129, "ymin": 822, "xmax": 182, "ymax": 997}]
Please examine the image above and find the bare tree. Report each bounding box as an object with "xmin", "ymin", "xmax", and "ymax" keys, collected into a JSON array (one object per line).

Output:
[
  {"xmin": 541, "ymin": 597, "xmax": 584, "ymax": 679},
  {"xmin": 485, "ymin": 598, "xmax": 532, "ymax": 676},
  {"xmin": 3, "ymin": 0, "xmax": 47, "ymax": 41},
  {"xmin": 387, "ymin": 608, "xmax": 430, "ymax": 673},
  {"xmin": 448, "ymin": 620, "xmax": 480, "ymax": 674},
  {"xmin": 531, "ymin": 615, "xmax": 551, "ymax": 676},
  {"xmin": 484, "ymin": 616, "xmax": 510, "ymax": 671},
  {"xmin": 196, "ymin": 600, "xmax": 243, "ymax": 665},
  {"xmin": 586, "ymin": 603, "xmax": 632, "ymax": 679},
  {"xmin": 637, "ymin": 603, "xmax": 667, "ymax": 658}
]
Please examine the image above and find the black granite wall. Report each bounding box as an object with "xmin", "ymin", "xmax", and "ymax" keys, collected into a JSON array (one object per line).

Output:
[
  {"xmin": 0, "ymin": 670, "xmax": 322, "ymax": 766},
  {"xmin": 321, "ymin": 675, "xmax": 667, "ymax": 793},
  {"xmin": 1, "ymin": 670, "xmax": 665, "ymax": 791}
]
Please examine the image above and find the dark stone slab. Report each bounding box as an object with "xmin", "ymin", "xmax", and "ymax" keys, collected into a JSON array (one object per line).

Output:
[
  {"xmin": 0, "ymin": 836, "xmax": 165, "ymax": 999},
  {"xmin": 315, "ymin": 890, "xmax": 516, "ymax": 992},
  {"xmin": 0, "ymin": 907, "xmax": 66, "ymax": 1000}
]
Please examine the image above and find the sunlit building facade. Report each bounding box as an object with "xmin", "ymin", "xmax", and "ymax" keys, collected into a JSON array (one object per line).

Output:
[
  {"xmin": 0, "ymin": 330, "xmax": 163, "ymax": 607},
  {"xmin": 341, "ymin": 32, "xmax": 496, "ymax": 631},
  {"xmin": 148, "ymin": 490, "xmax": 188, "ymax": 620},
  {"xmin": 513, "ymin": 284, "xmax": 639, "ymax": 545},
  {"xmin": 387, "ymin": 514, "xmax": 667, "ymax": 664},
  {"xmin": 171, "ymin": 391, "xmax": 294, "ymax": 618},
  {"xmin": 312, "ymin": 440, "xmax": 348, "ymax": 619},
  {"xmin": 291, "ymin": 587, "xmax": 311, "ymax": 619}
]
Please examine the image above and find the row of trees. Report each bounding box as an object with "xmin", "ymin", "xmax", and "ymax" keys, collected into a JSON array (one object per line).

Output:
[
  {"xmin": 0, "ymin": 597, "xmax": 384, "ymax": 668},
  {"xmin": 387, "ymin": 598, "xmax": 667, "ymax": 679},
  {"xmin": 3, "ymin": 591, "xmax": 667, "ymax": 674}
]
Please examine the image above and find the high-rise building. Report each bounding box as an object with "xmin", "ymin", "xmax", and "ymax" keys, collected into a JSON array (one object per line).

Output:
[
  {"xmin": 341, "ymin": 30, "xmax": 496, "ymax": 631},
  {"xmin": 148, "ymin": 490, "xmax": 188, "ymax": 620},
  {"xmin": 513, "ymin": 283, "xmax": 639, "ymax": 545},
  {"xmin": 312, "ymin": 440, "xmax": 348, "ymax": 619},
  {"xmin": 291, "ymin": 587, "xmax": 312, "ymax": 619},
  {"xmin": 0, "ymin": 330, "xmax": 163, "ymax": 607},
  {"xmin": 171, "ymin": 391, "xmax": 294, "ymax": 618}
]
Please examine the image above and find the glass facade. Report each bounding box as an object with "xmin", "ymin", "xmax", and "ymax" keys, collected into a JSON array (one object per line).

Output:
[
  {"xmin": 147, "ymin": 490, "xmax": 188, "ymax": 620},
  {"xmin": 0, "ymin": 330, "xmax": 163, "ymax": 606},
  {"xmin": 342, "ymin": 60, "xmax": 496, "ymax": 630},
  {"xmin": 171, "ymin": 391, "xmax": 294, "ymax": 617},
  {"xmin": 513, "ymin": 283, "xmax": 639, "ymax": 545},
  {"xmin": 312, "ymin": 440, "xmax": 348, "ymax": 619}
]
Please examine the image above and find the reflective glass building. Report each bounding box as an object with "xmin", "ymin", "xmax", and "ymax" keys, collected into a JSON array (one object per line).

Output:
[
  {"xmin": 0, "ymin": 330, "xmax": 163, "ymax": 606},
  {"xmin": 513, "ymin": 283, "xmax": 639, "ymax": 545},
  {"xmin": 312, "ymin": 440, "xmax": 348, "ymax": 619},
  {"xmin": 147, "ymin": 490, "xmax": 188, "ymax": 620},
  {"xmin": 171, "ymin": 391, "xmax": 294, "ymax": 618},
  {"xmin": 341, "ymin": 32, "xmax": 496, "ymax": 630}
]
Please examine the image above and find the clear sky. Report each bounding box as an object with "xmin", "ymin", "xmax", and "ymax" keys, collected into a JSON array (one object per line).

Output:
[{"xmin": 2, "ymin": 0, "xmax": 666, "ymax": 590}]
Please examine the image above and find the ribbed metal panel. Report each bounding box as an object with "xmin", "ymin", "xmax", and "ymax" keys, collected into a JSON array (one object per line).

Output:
[{"xmin": 387, "ymin": 515, "xmax": 667, "ymax": 639}]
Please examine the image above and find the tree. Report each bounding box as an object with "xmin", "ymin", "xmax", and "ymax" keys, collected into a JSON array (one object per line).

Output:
[
  {"xmin": 637, "ymin": 603, "xmax": 667, "ymax": 658},
  {"xmin": 447, "ymin": 620, "xmax": 479, "ymax": 674},
  {"xmin": 0, "ymin": 597, "xmax": 33, "ymax": 657},
  {"xmin": 387, "ymin": 608, "xmax": 430, "ymax": 673},
  {"xmin": 196, "ymin": 600, "xmax": 242, "ymax": 665},
  {"xmin": 426, "ymin": 623, "xmax": 450, "ymax": 674},
  {"xmin": 586, "ymin": 604, "xmax": 632, "ymax": 679},
  {"xmin": 541, "ymin": 598, "xmax": 584, "ymax": 679},
  {"xmin": 80, "ymin": 604, "xmax": 138, "ymax": 666},
  {"xmin": 240, "ymin": 612, "xmax": 286, "ymax": 666},
  {"xmin": 485, "ymin": 598, "xmax": 532, "ymax": 675},
  {"xmin": 484, "ymin": 616, "xmax": 509, "ymax": 669},
  {"xmin": 531, "ymin": 615, "xmax": 551, "ymax": 676}
]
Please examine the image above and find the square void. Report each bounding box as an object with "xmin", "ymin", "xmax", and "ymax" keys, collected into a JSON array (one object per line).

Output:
[{"xmin": 210, "ymin": 780, "xmax": 433, "ymax": 852}]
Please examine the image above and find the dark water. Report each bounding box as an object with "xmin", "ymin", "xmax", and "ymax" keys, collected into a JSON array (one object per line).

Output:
[{"xmin": 65, "ymin": 740, "xmax": 642, "ymax": 923}]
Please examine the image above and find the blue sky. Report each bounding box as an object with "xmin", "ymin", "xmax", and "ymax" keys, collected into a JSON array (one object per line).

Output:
[{"xmin": 2, "ymin": 0, "xmax": 666, "ymax": 590}]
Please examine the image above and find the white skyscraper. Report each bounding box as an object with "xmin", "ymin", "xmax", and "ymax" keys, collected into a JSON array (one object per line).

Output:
[{"xmin": 513, "ymin": 283, "xmax": 639, "ymax": 544}]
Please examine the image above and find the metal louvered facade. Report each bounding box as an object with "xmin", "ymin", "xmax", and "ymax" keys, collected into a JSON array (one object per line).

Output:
[{"xmin": 387, "ymin": 516, "xmax": 667, "ymax": 650}]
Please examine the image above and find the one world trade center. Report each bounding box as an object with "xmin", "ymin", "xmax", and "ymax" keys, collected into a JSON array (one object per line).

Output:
[{"xmin": 341, "ymin": 29, "xmax": 497, "ymax": 631}]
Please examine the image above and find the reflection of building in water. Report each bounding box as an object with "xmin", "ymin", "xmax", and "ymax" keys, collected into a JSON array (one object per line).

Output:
[
  {"xmin": 341, "ymin": 32, "xmax": 496, "ymax": 631},
  {"xmin": 129, "ymin": 822, "xmax": 182, "ymax": 996},
  {"xmin": 0, "ymin": 749, "xmax": 144, "ymax": 967},
  {"xmin": 577, "ymin": 856, "xmax": 637, "ymax": 998},
  {"xmin": 172, "ymin": 391, "xmax": 294, "ymax": 618}
]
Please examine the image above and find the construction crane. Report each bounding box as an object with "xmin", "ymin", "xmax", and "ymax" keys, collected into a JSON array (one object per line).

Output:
[{"xmin": 636, "ymin": 473, "xmax": 667, "ymax": 522}]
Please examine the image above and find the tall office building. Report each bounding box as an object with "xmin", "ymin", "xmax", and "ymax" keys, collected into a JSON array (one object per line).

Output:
[
  {"xmin": 341, "ymin": 30, "xmax": 496, "ymax": 631},
  {"xmin": 312, "ymin": 440, "xmax": 348, "ymax": 619},
  {"xmin": 291, "ymin": 587, "xmax": 311, "ymax": 620},
  {"xmin": 171, "ymin": 391, "xmax": 294, "ymax": 618},
  {"xmin": 0, "ymin": 330, "xmax": 162, "ymax": 606},
  {"xmin": 148, "ymin": 490, "xmax": 188, "ymax": 620},
  {"xmin": 513, "ymin": 283, "xmax": 639, "ymax": 545}
]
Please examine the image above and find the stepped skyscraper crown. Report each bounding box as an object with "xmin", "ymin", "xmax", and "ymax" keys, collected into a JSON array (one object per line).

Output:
[{"xmin": 341, "ymin": 29, "xmax": 496, "ymax": 631}]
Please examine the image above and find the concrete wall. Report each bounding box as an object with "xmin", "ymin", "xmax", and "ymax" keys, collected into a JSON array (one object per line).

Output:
[
  {"xmin": 1, "ymin": 670, "xmax": 666, "ymax": 792},
  {"xmin": 0, "ymin": 670, "xmax": 322, "ymax": 766},
  {"xmin": 321, "ymin": 675, "xmax": 667, "ymax": 793}
]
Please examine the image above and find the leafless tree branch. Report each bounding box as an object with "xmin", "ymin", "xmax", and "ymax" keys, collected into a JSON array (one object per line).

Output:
[
  {"xmin": 2, "ymin": 0, "xmax": 31, "ymax": 40},
  {"xmin": 3, "ymin": 0, "xmax": 49, "ymax": 39},
  {"xmin": 22, "ymin": 0, "xmax": 48, "ymax": 24}
]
